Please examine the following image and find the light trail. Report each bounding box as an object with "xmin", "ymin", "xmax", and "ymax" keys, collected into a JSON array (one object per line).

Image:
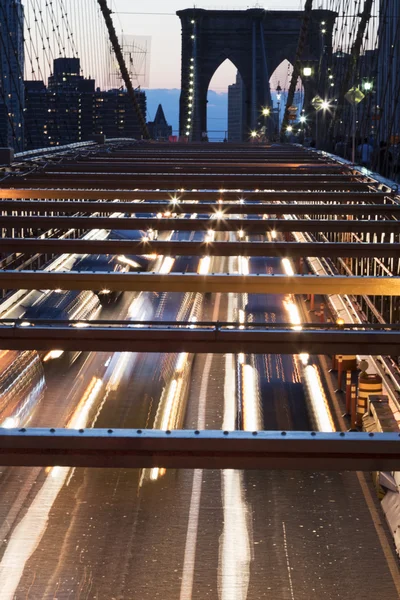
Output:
[
  {"xmin": 303, "ymin": 364, "xmax": 335, "ymax": 433},
  {"xmin": 180, "ymin": 270, "xmax": 221, "ymax": 600},
  {"xmin": 219, "ymin": 250, "xmax": 251, "ymax": 599},
  {"xmin": 241, "ymin": 364, "xmax": 262, "ymax": 431},
  {"xmin": 0, "ymin": 374, "xmax": 105, "ymax": 598}
]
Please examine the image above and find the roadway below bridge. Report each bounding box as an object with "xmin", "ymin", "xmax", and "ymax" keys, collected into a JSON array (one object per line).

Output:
[
  {"xmin": 0, "ymin": 144, "xmax": 399, "ymax": 599},
  {"xmin": 0, "ymin": 254, "xmax": 398, "ymax": 599}
]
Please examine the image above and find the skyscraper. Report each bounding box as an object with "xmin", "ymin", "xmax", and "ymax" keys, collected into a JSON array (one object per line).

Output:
[
  {"xmin": 228, "ymin": 72, "xmax": 246, "ymax": 142},
  {"xmin": 0, "ymin": 0, "xmax": 24, "ymax": 151}
]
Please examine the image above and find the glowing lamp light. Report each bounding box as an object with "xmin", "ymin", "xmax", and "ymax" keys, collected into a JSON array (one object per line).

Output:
[
  {"xmin": 287, "ymin": 125, "xmax": 293, "ymax": 132},
  {"xmin": 363, "ymin": 81, "xmax": 373, "ymax": 91},
  {"xmin": 238, "ymin": 229, "xmax": 244, "ymax": 239},
  {"xmin": 303, "ymin": 67, "xmax": 312, "ymax": 77},
  {"xmin": 262, "ymin": 107, "xmax": 270, "ymax": 116},
  {"xmin": 336, "ymin": 317, "xmax": 345, "ymax": 327},
  {"xmin": 321, "ymin": 100, "xmax": 330, "ymax": 110},
  {"xmin": 300, "ymin": 115, "xmax": 306, "ymax": 123},
  {"xmin": 250, "ymin": 130, "xmax": 258, "ymax": 138}
]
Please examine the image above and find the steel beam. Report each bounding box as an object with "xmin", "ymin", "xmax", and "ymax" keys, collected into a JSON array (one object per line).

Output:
[
  {"xmin": 1, "ymin": 215, "xmax": 399, "ymax": 234},
  {"xmin": 0, "ymin": 238, "xmax": 399, "ymax": 258},
  {"xmin": 0, "ymin": 429, "xmax": 399, "ymax": 470},
  {"xmin": 2, "ymin": 323, "xmax": 400, "ymax": 354},
  {"xmin": 0, "ymin": 325, "xmax": 394, "ymax": 354},
  {"xmin": 3, "ymin": 178, "xmax": 371, "ymax": 191},
  {"xmin": 0, "ymin": 189, "xmax": 386, "ymax": 202},
  {"xmin": 0, "ymin": 272, "xmax": 398, "ymax": 295}
]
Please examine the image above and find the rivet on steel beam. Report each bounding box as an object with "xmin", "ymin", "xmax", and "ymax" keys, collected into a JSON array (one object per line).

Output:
[
  {"xmin": 252, "ymin": 431, "xmax": 258, "ymax": 436},
  {"xmin": 194, "ymin": 430, "xmax": 200, "ymax": 435},
  {"xmin": 50, "ymin": 428, "xmax": 55, "ymax": 433},
  {"xmin": 137, "ymin": 430, "xmax": 142, "ymax": 434},
  {"xmin": 19, "ymin": 428, "xmax": 26, "ymax": 432},
  {"xmin": 79, "ymin": 429, "xmax": 84, "ymax": 433},
  {"xmin": 166, "ymin": 430, "xmax": 171, "ymax": 435},
  {"xmin": 340, "ymin": 432, "xmax": 345, "ymax": 437},
  {"xmin": 369, "ymin": 432, "xmax": 374, "ymax": 437},
  {"xmin": 223, "ymin": 431, "xmax": 229, "ymax": 436},
  {"xmin": 311, "ymin": 431, "xmax": 317, "ymax": 436},
  {"xmin": 281, "ymin": 431, "xmax": 287, "ymax": 436},
  {"xmin": 108, "ymin": 429, "xmax": 113, "ymax": 434}
]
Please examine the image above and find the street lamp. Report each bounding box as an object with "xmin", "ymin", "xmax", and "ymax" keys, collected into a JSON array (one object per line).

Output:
[
  {"xmin": 262, "ymin": 107, "xmax": 270, "ymax": 140},
  {"xmin": 303, "ymin": 66, "xmax": 312, "ymax": 78}
]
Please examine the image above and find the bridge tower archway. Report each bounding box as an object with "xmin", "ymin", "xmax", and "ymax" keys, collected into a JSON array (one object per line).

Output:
[{"xmin": 177, "ymin": 8, "xmax": 337, "ymax": 142}]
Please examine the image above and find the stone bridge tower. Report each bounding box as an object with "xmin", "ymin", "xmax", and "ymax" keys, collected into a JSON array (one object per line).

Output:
[{"xmin": 177, "ymin": 8, "xmax": 337, "ymax": 141}]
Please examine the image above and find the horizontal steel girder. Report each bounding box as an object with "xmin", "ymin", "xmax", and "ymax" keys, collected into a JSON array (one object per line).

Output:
[
  {"xmin": 0, "ymin": 215, "xmax": 399, "ymax": 234},
  {"xmin": 1, "ymin": 200, "xmax": 398, "ymax": 218},
  {"xmin": 3, "ymin": 178, "xmax": 371, "ymax": 191},
  {"xmin": 0, "ymin": 189, "xmax": 387, "ymax": 202},
  {"xmin": 22, "ymin": 172, "xmax": 355, "ymax": 182},
  {"xmin": 0, "ymin": 272, "xmax": 398, "ymax": 295},
  {"xmin": 1, "ymin": 238, "xmax": 398, "ymax": 257},
  {"xmin": 2, "ymin": 323, "xmax": 400, "ymax": 354},
  {"xmin": 0, "ymin": 429, "xmax": 399, "ymax": 470}
]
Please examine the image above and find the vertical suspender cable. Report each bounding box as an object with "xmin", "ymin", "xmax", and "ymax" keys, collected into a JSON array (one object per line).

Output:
[
  {"xmin": 280, "ymin": 0, "xmax": 314, "ymax": 139},
  {"xmin": 329, "ymin": 0, "xmax": 374, "ymax": 137},
  {"xmin": 97, "ymin": 0, "xmax": 149, "ymax": 139},
  {"xmin": 252, "ymin": 20, "xmax": 257, "ymax": 130}
]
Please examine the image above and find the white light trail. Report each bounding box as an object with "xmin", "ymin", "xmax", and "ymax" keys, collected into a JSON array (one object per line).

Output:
[
  {"xmin": 43, "ymin": 349, "xmax": 64, "ymax": 362},
  {"xmin": 241, "ymin": 364, "xmax": 262, "ymax": 431},
  {"xmin": 159, "ymin": 256, "xmax": 175, "ymax": 274},
  {"xmin": 197, "ymin": 256, "xmax": 211, "ymax": 275},
  {"xmin": 303, "ymin": 365, "xmax": 335, "ymax": 432},
  {"xmin": 218, "ymin": 254, "xmax": 251, "ymax": 599},
  {"xmin": 282, "ymin": 257, "xmax": 295, "ymax": 276},
  {"xmin": 0, "ymin": 375, "xmax": 105, "ymax": 598},
  {"xmin": 283, "ymin": 299, "xmax": 302, "ymax": 331},
  {"xmin": 219, "ymin": 470, "xmax": 251, "ymax": 600}
]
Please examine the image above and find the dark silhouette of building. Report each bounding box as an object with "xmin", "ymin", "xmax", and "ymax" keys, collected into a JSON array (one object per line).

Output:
[
  {"xmin": 93, "ymin": 88, "xmax": 146, "ymax": 140},
  {"xmin": 228, "ymin": 72, "xmax": 246, "ymax": 142},
  {"xmin": 24, "ymin": 57, "xmax": 146, "ymax": 149},
  {"xmin": 0, "ymin": 0, "xmax": 24, "ymax": 151},
  {"xmin": 147, "ymin": 104, "xmax": 172, "ymax": 139}
]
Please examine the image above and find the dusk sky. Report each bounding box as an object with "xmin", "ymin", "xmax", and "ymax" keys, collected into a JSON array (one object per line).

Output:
[{"xmin": 111, "ymin": 1, "xmax": 303, "ymax": 90}]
